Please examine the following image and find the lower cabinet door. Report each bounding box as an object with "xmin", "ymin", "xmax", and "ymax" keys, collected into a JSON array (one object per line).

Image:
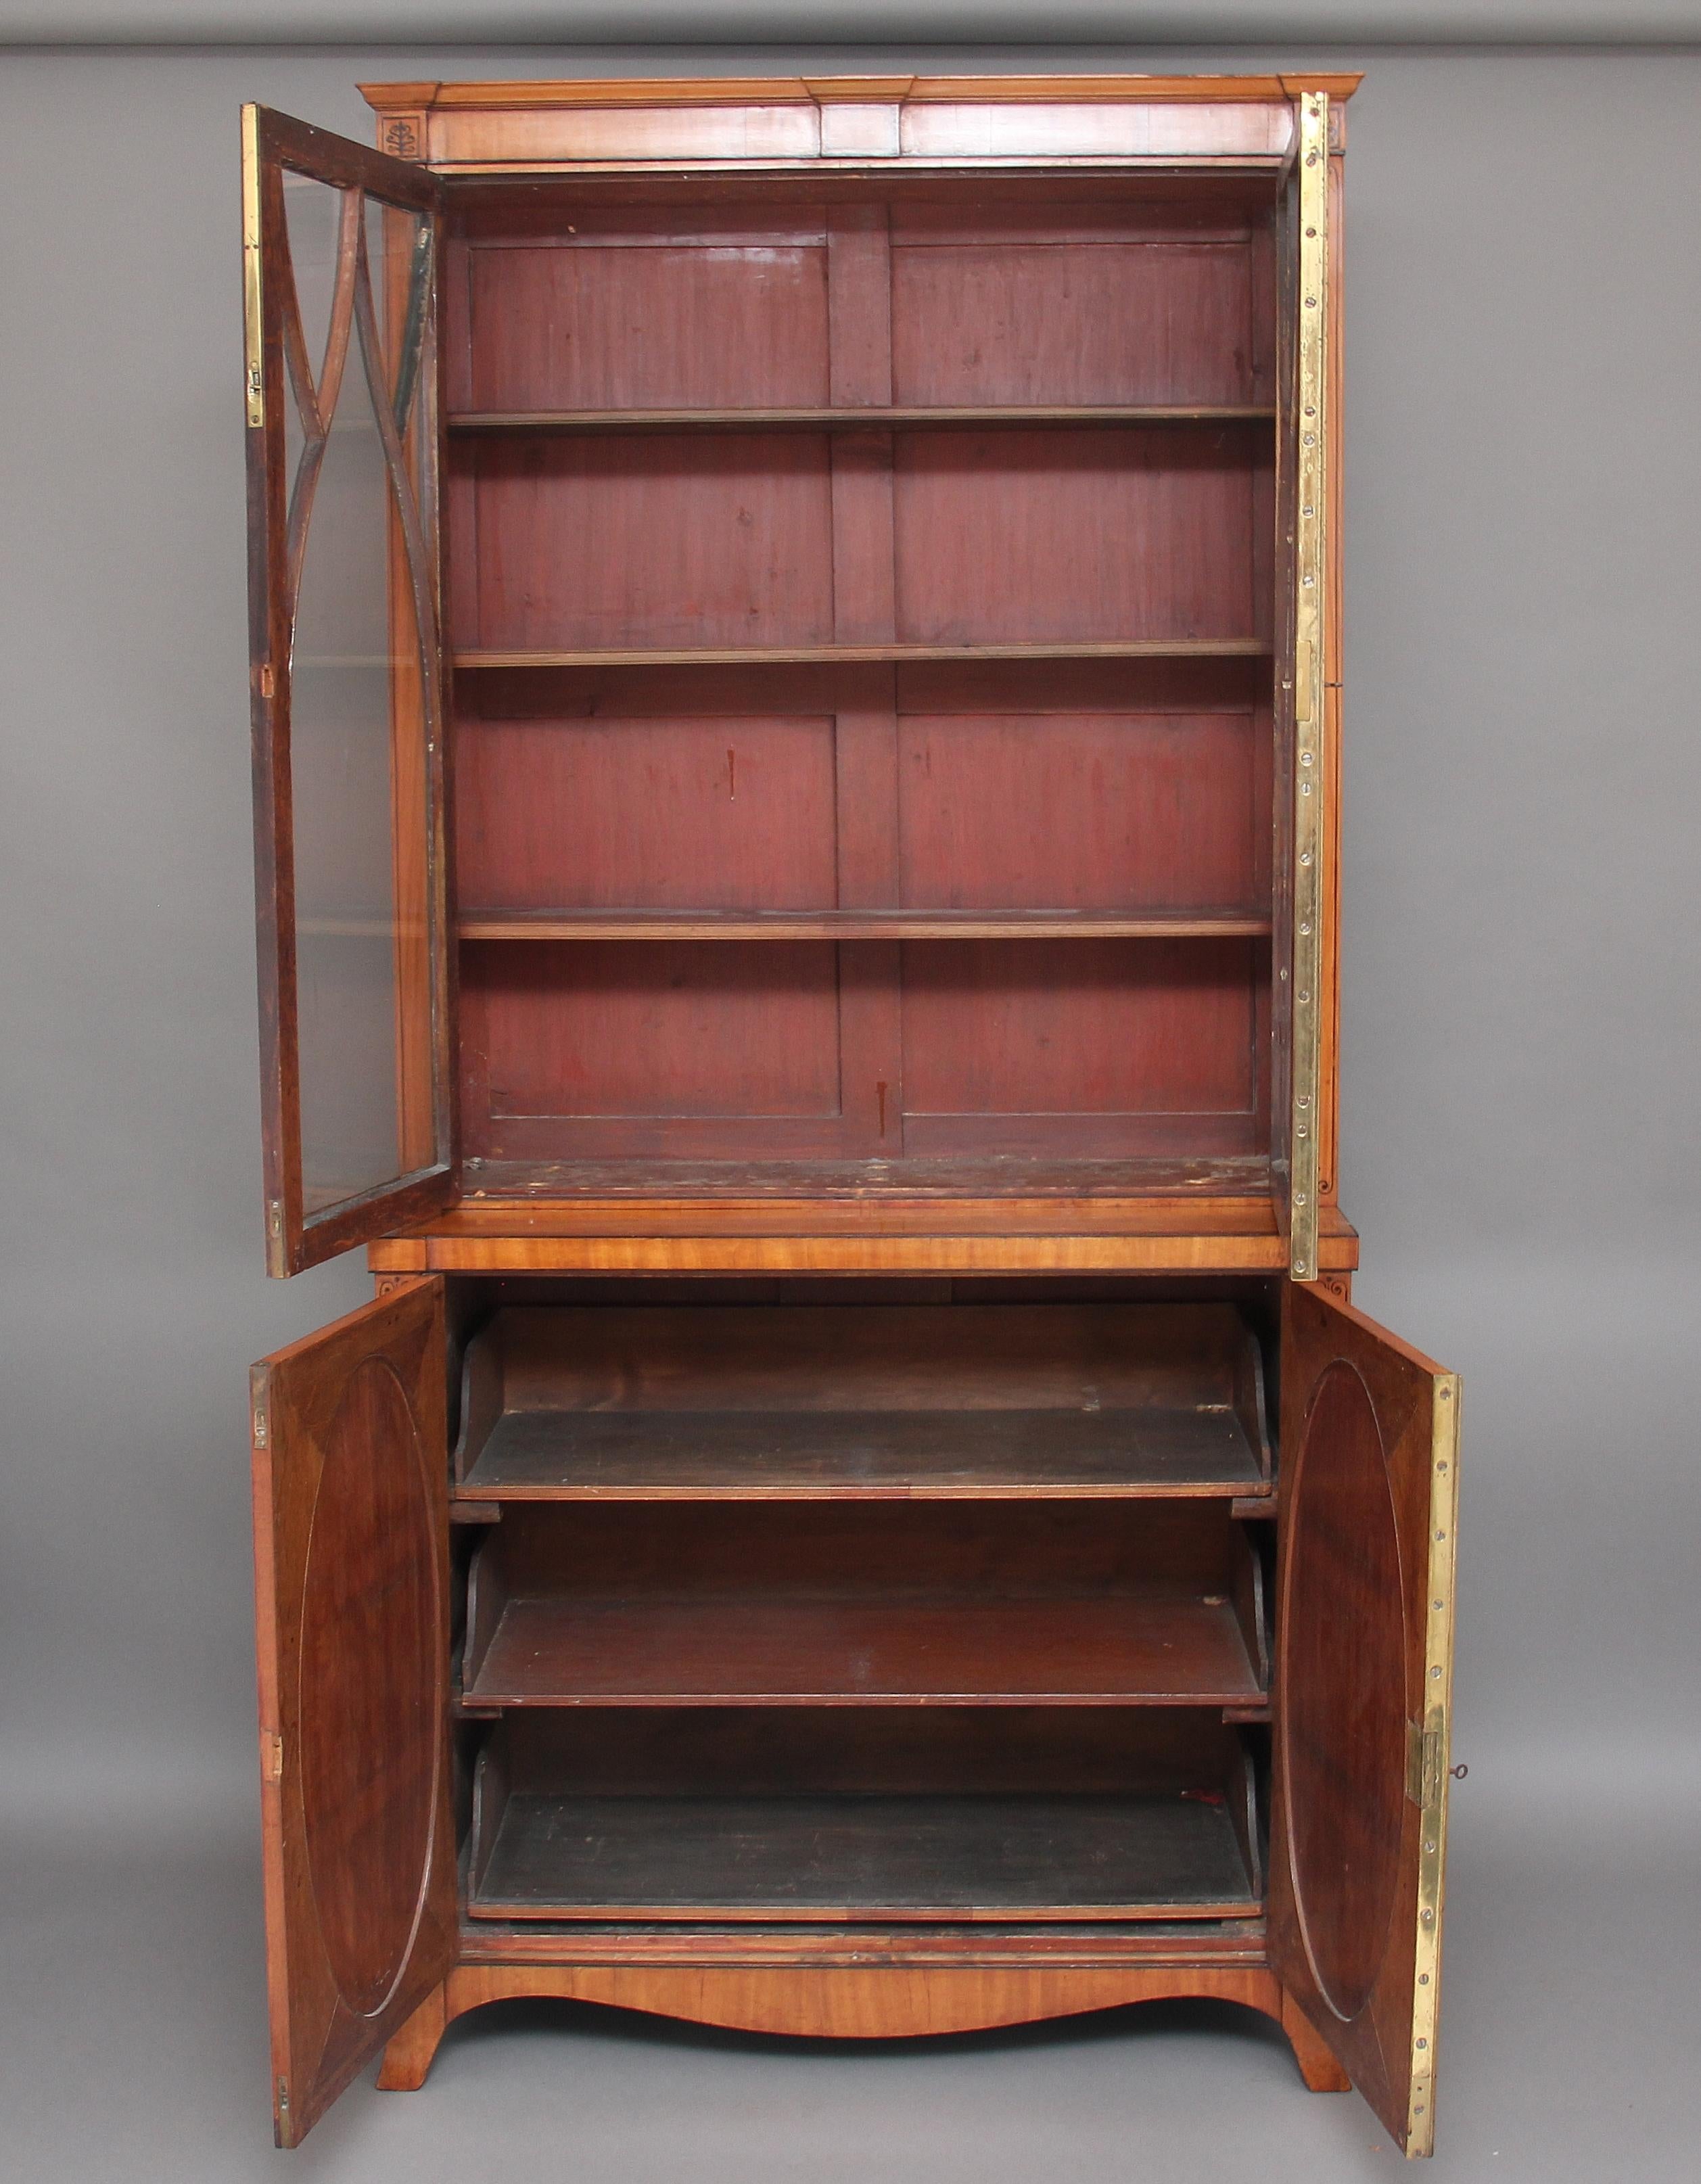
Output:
[
  {"xmin": 250, "ymin": 1276, "xmax": 457, "ymax": 2147},
  {"xmin": 1269, "ymin": 1279, "xmax": 1461, "ymax": 2157}
]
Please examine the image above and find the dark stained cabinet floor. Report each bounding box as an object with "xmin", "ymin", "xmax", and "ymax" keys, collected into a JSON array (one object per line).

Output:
[
  {"xmin": 467, "ymin": 1792, "xmax": 1262, "ymax": 1922},
  {"xmin": 463, "ymin": 1702, "xmax": 1266, "ymax": 1924}
]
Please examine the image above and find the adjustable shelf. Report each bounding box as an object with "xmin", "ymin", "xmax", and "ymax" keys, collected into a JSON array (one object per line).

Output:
[
  {"xmin": 449, "ymin": 404, "xmax": 1278, "ymax": 435},
  {"xmin": 450, "ymin": 1303, "xmax": 1274, "ymax": 1504},
  {"xmin": 455, "ymin": 1407, "xmax": 1272, "ymax": 1505},
  {"xmin": 452, "ymin": 638, "xmax": 1272, "ymax": 670},
  {"xmin": 457, "ymin": 908, "xmax": 1273, "ymax": 944},
  {"xmin": 461, "ymin": 1581, "xmax": 1263, "ymax": 1710}
]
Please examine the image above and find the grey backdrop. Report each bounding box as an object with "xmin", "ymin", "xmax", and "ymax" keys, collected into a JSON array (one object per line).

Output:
[{"xmin": 1, "ymin": 24, "xmax": 1696, "ymax": 2183}]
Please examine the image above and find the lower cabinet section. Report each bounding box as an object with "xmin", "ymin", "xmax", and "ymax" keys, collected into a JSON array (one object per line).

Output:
[{"xmin": 251, "ymin": 1274, "xmax": 1458, "ymax": 2156}]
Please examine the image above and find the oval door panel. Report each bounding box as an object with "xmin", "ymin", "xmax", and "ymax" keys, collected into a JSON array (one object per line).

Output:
[
  {"xmin": 299, "ymin": 1356, "xmax": 442, "ymax": 2018},
  {"xmin": 1280, "ymin": 1358, "xmax": 1407, "ymax": 2022}
]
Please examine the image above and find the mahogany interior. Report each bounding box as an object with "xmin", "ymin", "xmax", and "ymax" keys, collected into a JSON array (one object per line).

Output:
[{"xmin": 445, "ymin": 179, "xmax": 1280, "ymax": 1184}]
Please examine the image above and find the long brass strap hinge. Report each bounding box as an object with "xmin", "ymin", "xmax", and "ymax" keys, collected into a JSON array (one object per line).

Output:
[
  {"xmin": 241, "ymin": 104, "xmax": 266, "ymax": 427},
  {"xmin": 1286, "ymin": 87, "xmax": 1329, "ymax": 1282},
  {"xmin": 1407, "ymin": 1371, "xmax": 1461, "ymax": 2154}
]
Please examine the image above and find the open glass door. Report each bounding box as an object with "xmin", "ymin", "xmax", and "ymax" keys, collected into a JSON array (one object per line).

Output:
[
  {"xmin": 1271, "ymin": 1280, "xmax": 1462, "ymax": 2157},
  {"xmin": 250, "ymin": 1277, "xmax": 456, "ymax": 2146},
  {"xmin": 1271, "ymin": 91, "xmax": 1330, "ymax": 1280},
  {"xmin": 243, "ymin": 106, "xmax": 455, "ymax": 1275}
]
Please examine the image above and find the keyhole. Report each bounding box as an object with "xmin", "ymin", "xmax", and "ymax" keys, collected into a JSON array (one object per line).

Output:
[{"xmin": 726, "ymin": 748, "xmax": 737, "ymax": 799}]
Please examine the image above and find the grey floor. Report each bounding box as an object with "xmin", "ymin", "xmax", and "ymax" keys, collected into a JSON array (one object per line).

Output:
[{"xmin": 2, "ymin": 1780, "xmax": 1690, "ymax": 2182}]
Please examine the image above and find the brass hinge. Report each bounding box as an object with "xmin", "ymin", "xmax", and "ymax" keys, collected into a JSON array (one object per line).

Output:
[
  {"xmin": 252, "ymin": 1401, "xmax": 268, "ymax": 1449},
  {"xmin": 262, "ymin": 1730, "xmax": 284, "ymax": 1782},
  {"xmin": 1286, "ymin": 89, "xmax": 1330, "ymax": 1284},
  {"xmin": 241, "ymin": 105, "xmax": 265, "ymax": 427},
  {"xmin": 1407, "ymin": 1372, "xmax": 1461, "ymax": 2156},
  {"xmin": 1406, "ymin": 1718, "xmax": 1445, "ymax": 1809}
]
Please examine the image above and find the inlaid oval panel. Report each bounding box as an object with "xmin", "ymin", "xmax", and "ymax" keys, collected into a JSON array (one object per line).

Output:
[
  {"xmin": 299, "ymin": 1356, "xmax": 440, "ymax": 2019},
  {"xmin": 1281, "ymin": 1360, "xmax": 1406, "ymax": 2022}
]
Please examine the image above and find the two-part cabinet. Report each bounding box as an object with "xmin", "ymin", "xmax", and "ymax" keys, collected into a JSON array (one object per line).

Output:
[{"xmin": 241, "ymin": 72, "xmax": 1461, "ymax": 2155}]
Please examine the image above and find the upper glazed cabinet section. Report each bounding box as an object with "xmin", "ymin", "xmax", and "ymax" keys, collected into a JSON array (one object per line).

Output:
[
  {"xmin": 358, "ymin": 76, "xmax": 1352, "ymax": 174},
  {"xmin": 245, "ymin": 79, "xmax": 1351, "ymax": 1276}
]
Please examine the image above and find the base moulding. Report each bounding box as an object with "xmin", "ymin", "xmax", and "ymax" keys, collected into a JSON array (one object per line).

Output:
[{"xmin": 376, "ymin": 1961, "xmax": 1353, "ymax": 2094}]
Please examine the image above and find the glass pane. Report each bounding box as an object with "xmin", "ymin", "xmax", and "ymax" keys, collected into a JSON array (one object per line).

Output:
[
  {"xmin": 283, "ymin": 169, "xmax": 340, "ymax": 390},
  {"xmin": 279, "ymin": 170, "xmax": 339, "ymax": 542},
  {"xmin": 284, "ymin": 180, "xmax": 438, "ymax": 1219}
]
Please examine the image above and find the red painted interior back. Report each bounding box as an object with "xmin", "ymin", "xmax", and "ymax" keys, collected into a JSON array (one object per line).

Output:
[{"xmin": 446, "ymin": 183, "xmax": 1280, "ymax": 1176}]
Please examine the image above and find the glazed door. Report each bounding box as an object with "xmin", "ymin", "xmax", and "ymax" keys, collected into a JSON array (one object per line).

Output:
[
  {"xmin": 243, "ymin": 106, "xmax": 455, "ymax": 1274},
  {"xmin": 1270, "ymin": 1280, "xmax": 1461, "ymax": 2158},
  {"xmin": 1270, "ymin": 90, "xmax": 1330, "ymax": 1280},
  {"xmin": 250, "ymin": 1278, "xmax": 456, "ymax": 2147}
]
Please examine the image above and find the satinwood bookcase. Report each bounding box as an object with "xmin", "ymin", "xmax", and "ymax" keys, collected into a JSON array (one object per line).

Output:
[{"xmin": 241, "ymin": 72, "xmax": 1461, "ymax": 2156}]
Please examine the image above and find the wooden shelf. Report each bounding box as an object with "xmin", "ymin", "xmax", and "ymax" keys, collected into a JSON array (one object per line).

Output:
[
  {"xmin": 456, "ymin": 1153, "xmax": 1275, "ymax": 1201},
  {"xmin": 459, "ymin": 908, "xmax": 1272, "ymax": 943},
  {"xmin": 452, "ymin": 638, "xmax": 1272, "ymax": 670},
  {"xmin": 462, "ymin": 1583, "xmax": 1263, "ymax": 1709},
  {"xmin": 457, "ymin": 1406, "xmax": 1270, "ymax": 1504},
  {"xmin": 467, "ymin": 1790, "xmax": 1260, "ymax": 1923},
  {"xmin": 449, "ymin": 404, "xmax": 1277, "ymax": 435}
]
